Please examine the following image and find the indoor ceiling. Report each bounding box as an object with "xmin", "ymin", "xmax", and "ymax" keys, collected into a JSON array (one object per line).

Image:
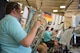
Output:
[{"xmin": 9, "ymin": 0, "xmax": 79, "ymax": 14}]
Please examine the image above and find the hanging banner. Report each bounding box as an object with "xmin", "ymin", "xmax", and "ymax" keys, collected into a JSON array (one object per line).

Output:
[
  {"xmin": 72, "ymin": 15, "xmax": 76, "ymax": 27},
  {"xmin": 43, "ymin": 13, "xmax": 52, "ymax": 22}
]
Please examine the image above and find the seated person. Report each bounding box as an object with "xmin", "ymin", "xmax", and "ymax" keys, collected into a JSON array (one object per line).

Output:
[
  {"xmin": 51, "ymin": 30, "xmax": 59, "ymax": 50},
  {"xmin": 42, "ymin": 27, "xmax": 52, "ymax": 42},
  {"xmin": 37, "ymin": 43, "xmax": 47, "ymax": 53},
  {"xmin": 42, "ymin": 27, "xmax": 58, "ymax": 49},
  {"xmin": 51, "ymin": 30, "xmax": 60, "ymax": 41}
]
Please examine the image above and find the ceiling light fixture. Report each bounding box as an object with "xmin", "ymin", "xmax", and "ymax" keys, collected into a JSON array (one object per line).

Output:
[
  {"xmin": 60, "ymin": 6, "xmax": 66, "ymax": 8},
  {"xmin": 7, "ymin": 0, "xmax": 9, "ymax": 1},
  {"xmin": 53, "ymin": 10, "xmax": 58, "ymax": 12}
]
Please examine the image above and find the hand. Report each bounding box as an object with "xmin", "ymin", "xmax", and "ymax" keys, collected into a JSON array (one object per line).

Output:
[{"xmin": 34, "ymin": 20, "xmax": 41, "ymax": 29}]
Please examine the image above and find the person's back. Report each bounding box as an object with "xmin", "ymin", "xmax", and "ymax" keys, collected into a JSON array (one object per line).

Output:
[
  {"xmin": 43, "ymin": 27, "xmax": 52, "ymax": 42},
  {"xmin": 43, "ymin": 31, "xmax": 51, "ymax": 42}
]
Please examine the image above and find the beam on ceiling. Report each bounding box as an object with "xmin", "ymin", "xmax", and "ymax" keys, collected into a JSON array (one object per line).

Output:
[
  {"xmin": 65, "ymin": 0, "xmax": 74, "ymax": 11},
  {"xmin": 26, "ymin": 0, "xmax": 30, "ymax": 6}
]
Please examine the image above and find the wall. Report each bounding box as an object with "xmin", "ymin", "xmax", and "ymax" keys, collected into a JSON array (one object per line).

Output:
[{"xmin": 64, "ymin": 16, "xmax": 72, "ymax": 29}]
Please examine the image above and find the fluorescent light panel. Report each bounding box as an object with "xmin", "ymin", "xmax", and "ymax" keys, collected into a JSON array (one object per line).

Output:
[
  {"xmin": 53, "ymin": 10, "xmax": 58, "ymax": 12},
  {"xmin": 60, "ymin": 6, "xmax": 66, "ymax": 8},
  {"xmin": 7, "ymin": 0, "xmax": 9, "ymax": 1}
]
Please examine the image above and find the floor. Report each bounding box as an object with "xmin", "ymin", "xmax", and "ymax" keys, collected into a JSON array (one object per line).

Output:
[
  {"xmin": 70, "ymin": 47, "xmax": 80, "ymax": 53},
  {"xmin": 48, "ymin": 45, "xmax": 80, "ymax": 53}
]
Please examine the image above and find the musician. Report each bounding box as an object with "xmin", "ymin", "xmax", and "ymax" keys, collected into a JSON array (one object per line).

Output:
[{"xmin": 0, "ymin": 2, "xmax": 41, "ymax": 53}]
